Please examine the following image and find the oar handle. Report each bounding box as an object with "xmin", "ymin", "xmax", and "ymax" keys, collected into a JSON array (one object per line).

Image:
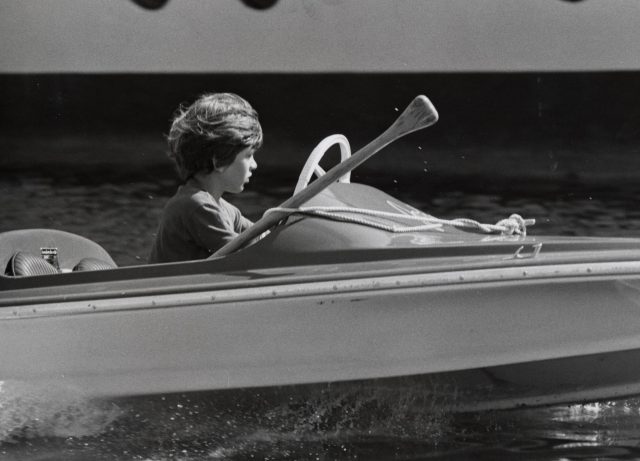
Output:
[{"xmin": 213, "ymin": 95, "xmax": 439, "ymax": 257}]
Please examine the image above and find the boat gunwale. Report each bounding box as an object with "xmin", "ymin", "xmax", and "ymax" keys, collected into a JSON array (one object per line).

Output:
[
  {"xmin": 3, "ymin": 235, "xmax": 640, "ymax": 307},
  {"xmin": 3, "ymin": 258, "xmax": 640, "ymax": 320}
]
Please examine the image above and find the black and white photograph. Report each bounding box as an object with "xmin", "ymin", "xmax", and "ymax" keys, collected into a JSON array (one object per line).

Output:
[{"xmin": 2, "ymin": 1, "xmax": 640, "ymax": 459}]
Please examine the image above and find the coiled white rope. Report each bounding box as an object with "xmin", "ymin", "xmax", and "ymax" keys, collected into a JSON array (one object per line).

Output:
[{"xmin": 264, "ymin": 206, "xmax": 534, "ymax": 236}]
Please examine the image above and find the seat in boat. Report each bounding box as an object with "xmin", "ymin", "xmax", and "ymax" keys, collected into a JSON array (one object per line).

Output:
[{"xmin": 0, "ymin": 229, "xmax": 117, "ymax": 276}]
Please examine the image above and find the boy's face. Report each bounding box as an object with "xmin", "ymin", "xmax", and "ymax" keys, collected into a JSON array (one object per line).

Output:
[{"xmin": 217, "ymin": 147, "xmax": 258, "ymax": 194}]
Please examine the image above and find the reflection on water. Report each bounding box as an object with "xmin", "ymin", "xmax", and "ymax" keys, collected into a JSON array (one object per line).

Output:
[{"xmin": 2, "ymin": 170, "xmax": 640, "ymax": 460}]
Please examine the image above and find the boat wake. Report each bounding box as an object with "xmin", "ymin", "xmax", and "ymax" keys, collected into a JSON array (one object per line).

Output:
[
  {"xmin": 0, "ymin": 379, "xmax": 121, "ymax": 444},
  {"xmin": 0, "ymin": 380, "xmax": 456, "ymax": 459},
  {"xmin": 4, "ymin": 379, "xmax": 640, "ymax": 460}
]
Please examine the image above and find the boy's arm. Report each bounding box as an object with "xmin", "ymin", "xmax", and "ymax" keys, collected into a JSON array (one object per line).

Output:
[
  {"xmin": 189, "ymin": 204, "xmax": 241, "ymax": 253},
  {"xmin": 228, "ymin": 201, "xmax": 253, "ymax": 233},
  {"xmin": 238, "ymin": 215, "xmax": 253, "ymax": 233},
  {"xmin": 234, "ymin": 210, "xmax": 269, "ymax": 246}
]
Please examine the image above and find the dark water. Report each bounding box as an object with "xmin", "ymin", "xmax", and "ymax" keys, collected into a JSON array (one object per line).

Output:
[{"xmin": 2, "ymin": 168, "xmax": 640, "ymax": 460}]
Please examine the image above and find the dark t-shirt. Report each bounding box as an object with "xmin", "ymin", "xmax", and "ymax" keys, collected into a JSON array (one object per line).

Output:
[{"xmin": 148, "ymin": 179, "xmax": 252, "ymax": 263}]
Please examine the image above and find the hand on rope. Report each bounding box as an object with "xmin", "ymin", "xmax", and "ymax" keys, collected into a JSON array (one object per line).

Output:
[
  {"xmin": 494, "ymin": 214, "xmax": 534, "ymax": 236},
  {"xmin": 449, "ymin": 214, "xmax": 534, "ymax": 236}
]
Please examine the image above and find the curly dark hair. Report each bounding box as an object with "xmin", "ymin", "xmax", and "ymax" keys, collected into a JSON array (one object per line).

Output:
[{"xmin": 167, "ymin": 93, "xmax": 263, "ymax": 181}]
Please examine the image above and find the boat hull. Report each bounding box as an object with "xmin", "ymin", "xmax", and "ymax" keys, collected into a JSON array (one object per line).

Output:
[
  {"xmin": 100, "ymin": 347, "xmax": 640, "ymax": 415},
  {"xmin": 3, "ymin": 257, "xmax": 640, "ymax": 411}
]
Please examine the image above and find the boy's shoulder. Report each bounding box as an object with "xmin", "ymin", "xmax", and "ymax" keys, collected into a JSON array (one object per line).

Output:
[
  {"xmin": 165, "ymin": 183, "xmax": 214, "ymax": 212},
  {"xmin": 166, "ymin": 183, "xmax": 239, "ymax": 215}
]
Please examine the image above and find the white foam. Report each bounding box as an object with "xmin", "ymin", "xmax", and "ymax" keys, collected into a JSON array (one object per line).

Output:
[{"xmin": 0, "ymin": 380, "xmax": 121, "ymax": 443}]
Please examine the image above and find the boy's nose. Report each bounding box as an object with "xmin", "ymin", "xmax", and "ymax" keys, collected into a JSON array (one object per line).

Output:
[{"xmin": 251, "ymin": 158, "xmax": 258, "ymax": 170}]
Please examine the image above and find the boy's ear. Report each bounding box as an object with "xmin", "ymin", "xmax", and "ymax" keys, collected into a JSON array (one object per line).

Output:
[{"xmin": 213, "ymin": 161, "xmax": 228, "ymax": 173}]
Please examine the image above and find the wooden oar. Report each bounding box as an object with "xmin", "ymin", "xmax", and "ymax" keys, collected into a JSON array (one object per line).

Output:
[{"xmin": 213, "ymin": 95, "xmax": 439, "ymax": 257}]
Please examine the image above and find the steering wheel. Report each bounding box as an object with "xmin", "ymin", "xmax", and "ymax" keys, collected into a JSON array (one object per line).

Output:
[
  {"xmin": 211, "ymin": 135, "xmax": 352, "ymax": 258},
  {"xmin": 293, "ymin": 134, "xmax": 351, "ymax": 194}
]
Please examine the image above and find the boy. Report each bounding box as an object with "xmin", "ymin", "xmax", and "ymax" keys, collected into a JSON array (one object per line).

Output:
[{"xmin": 149, "ymin": 93, "xmax": 263, "ymax": 263}]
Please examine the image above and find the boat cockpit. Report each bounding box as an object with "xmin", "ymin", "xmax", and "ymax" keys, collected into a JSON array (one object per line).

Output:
[{"xmin": 1, "ymin": 228, "xmax": 117, "ymax": 277}]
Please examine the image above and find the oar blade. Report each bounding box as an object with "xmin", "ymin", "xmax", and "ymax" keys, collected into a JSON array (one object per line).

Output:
[{"xmin": 386, "ymin": 95, "xmax": 439, "ymax": 139}]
